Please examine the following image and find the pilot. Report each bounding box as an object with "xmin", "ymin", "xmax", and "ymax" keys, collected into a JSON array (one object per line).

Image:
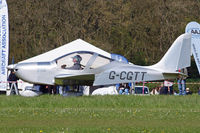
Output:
[{"xmin": 68, "ymin": 55, "xmax": 82, "ymax": 70}]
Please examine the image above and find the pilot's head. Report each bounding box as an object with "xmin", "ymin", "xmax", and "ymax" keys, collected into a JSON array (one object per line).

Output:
[{"xmin": 72, "ymin": 55, "xmax": 82, "ymax": 63}]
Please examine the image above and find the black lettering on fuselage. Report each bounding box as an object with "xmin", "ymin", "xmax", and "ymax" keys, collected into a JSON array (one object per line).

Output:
[
  {"xmin": 109, "ymin": 71, "xmax": 116, "ymax": 79},
  {"xmin": 127, "ymin": 71, "xmax": 133, "ymax": 80},
  {"xmin": 141, "ymin": 72, "xmax": 147, "ymax": 80},
  {"xmin": 108, "ymin": 71, "xmax": 147, "ymax": 81},
  {"xmin": 120, "ymin": 71, "xmax": 126, "ymax": 80},
  {"xmin": 134, "ymin": 72, "xmax": 140, "ymax": 80}
]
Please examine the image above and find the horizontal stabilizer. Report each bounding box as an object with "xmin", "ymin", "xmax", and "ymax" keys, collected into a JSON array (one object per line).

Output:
[{"xmin": 162, "ymin": 72, "xmax": 187, "ymax": 79}]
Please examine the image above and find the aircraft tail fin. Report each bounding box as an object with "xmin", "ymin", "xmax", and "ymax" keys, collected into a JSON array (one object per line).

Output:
[{"xmin": 152, "ymin": 33, "xmax": 191, "ymax": 72}]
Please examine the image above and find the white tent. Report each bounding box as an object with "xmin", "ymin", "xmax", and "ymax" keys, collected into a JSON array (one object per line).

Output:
[{"xmin": 20, "ymin": 39, "xmax": 111, "ymax": 63}]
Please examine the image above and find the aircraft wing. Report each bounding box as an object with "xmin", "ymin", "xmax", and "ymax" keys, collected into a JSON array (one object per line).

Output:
[{"xmin": 55, "ymin": 73, "xmax": 95, "ymax": 86}]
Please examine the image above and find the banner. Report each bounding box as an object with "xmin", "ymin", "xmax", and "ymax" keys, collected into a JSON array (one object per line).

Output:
[
  {"xmin": 164, "ymin": 80, "xmax": 173, "ymax": 87},
  {"xmin": 0, "ymin": 0, "xmax": 9, "ymax": 91},
  {"xmin": 185, "ymin": 21, "xmax": 200, "ymax": 74}
]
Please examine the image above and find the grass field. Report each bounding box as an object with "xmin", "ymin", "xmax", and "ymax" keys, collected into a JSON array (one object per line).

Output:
[{"xmin": 0, "ymin": 95, "xmax": 200, "ymax": 133}]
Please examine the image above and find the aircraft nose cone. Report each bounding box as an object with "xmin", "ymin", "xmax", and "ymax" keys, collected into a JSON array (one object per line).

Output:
[
  {"xmin": 7, "ymin": 64, "xmax": 16, "ymax": 70},
  {"xmin": 14, "ymin": 63, "xmax": 28, "ymax": 79},
  {"xmin": 14, "ymin": 64, "xmax": 22, "ymax": 74},
  {"xmin": 13, "ymin": 63, "xmax": 38, "ymax": 82}
]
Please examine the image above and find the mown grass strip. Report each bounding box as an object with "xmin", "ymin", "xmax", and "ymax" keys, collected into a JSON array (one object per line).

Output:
[{"xmin": 0, "ymin": 95, "xmax": 200, "ymax": 133}]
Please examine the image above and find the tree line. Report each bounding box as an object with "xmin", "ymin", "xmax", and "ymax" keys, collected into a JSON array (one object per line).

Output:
[{"xmin": 7, "ymin": 0, "xmax": 200, "ymax": 78}]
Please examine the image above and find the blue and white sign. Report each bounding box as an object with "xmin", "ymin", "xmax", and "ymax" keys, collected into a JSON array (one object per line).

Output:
[
  {"xmin": 0, "ymin": 0, "xmax": 9, "ymax": 91},
  {"xmin": 185, "ymin": 22, "xmax": 200, "ymax": 74}
]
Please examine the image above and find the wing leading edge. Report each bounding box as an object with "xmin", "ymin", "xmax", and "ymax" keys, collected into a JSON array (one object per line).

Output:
[{"xmin": 55, "ymin": 73, "xmax": 95, "ymax": 86}]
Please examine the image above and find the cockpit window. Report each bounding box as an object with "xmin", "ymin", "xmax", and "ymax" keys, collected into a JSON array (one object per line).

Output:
[
  {"xmin": 57, "ymin": 52, "xmax": 93, "ymax": 69},
  {"xmin": 56, "ymin": 52, "xmax": 112, "ymax": 69},
  {"xmin": 90, "ymin": 55, "xmax": 111, "ymax": 68}
]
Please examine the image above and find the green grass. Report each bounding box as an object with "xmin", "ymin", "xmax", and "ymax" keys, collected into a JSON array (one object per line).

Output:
[{"xmin": 0, "ymin": 95, "xmax": 200, "ymax": 133}]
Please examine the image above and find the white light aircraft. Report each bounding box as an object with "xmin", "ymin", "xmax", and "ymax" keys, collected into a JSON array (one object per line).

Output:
[{"xmin": 8, "ymin": 33, "xmax": 191, "ymax": 87}]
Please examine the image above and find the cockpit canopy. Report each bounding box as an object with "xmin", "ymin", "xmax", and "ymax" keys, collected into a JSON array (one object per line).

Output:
[{"xmin": 56, "ymin": 51, "xmax": 113, "ymax": 69}]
